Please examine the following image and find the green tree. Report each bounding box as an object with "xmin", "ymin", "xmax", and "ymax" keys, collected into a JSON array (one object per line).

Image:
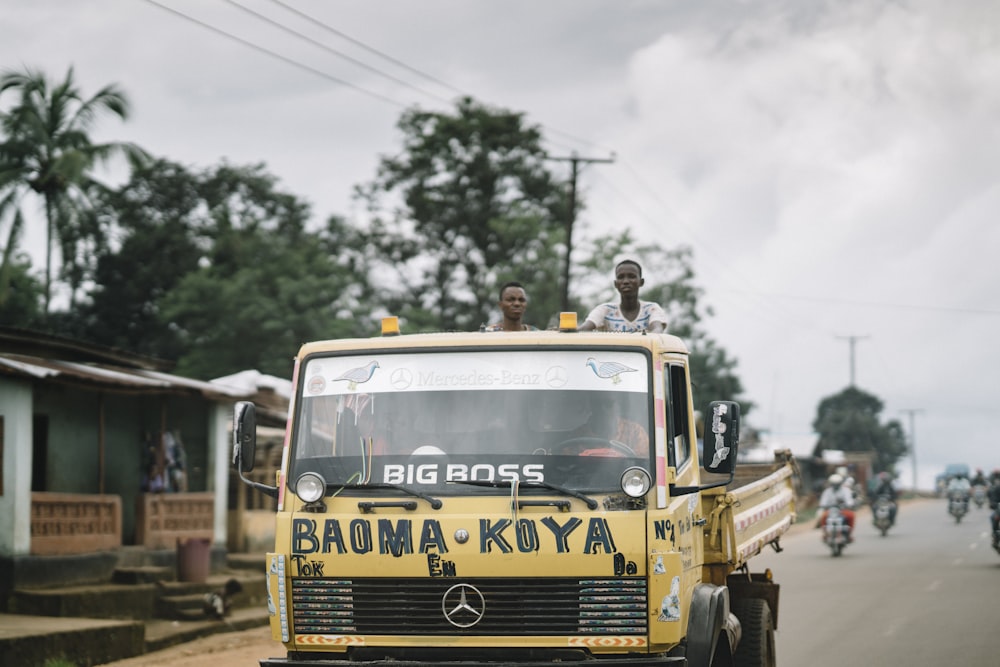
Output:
[
  {"xmin": 0, "ymin": 66, "xmax": 148, "ymax": 312},
  {"xmin": 74, "ymin": 159, "xmax": 374, "ymax": 379},
  {"xmin": 69, "ymin": 159, "xmax": 208, "ymax": 357},
  {"xmin": 162, "ymin": 213, "xmax": 373, "ymax": 379},
  {"xmin": 811, "ymin": 386, "xmax": 908, "ymax": 474},
  {"xmin": 0, "ymin": 251, "xmax": 44, "ymax": 327},
  {"xmin": 354, "ymin": 97, "xmax": 567, "ymax": 331}
]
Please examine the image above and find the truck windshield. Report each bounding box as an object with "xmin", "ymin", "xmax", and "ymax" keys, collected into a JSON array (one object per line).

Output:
[{"xmin": 289, "ymin": 349, "xmax": 651, "ymax": 494}]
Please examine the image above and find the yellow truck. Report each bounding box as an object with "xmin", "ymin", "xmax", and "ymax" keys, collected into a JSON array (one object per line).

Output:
[{"xmin": 233, "ymin": 318, "xmax": 797, "ymax": 666}]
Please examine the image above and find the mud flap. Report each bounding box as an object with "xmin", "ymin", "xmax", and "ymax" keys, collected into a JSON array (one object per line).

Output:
[{"xmin": 685, "ymin": 583, "xmax": 731, "ymax": 667}]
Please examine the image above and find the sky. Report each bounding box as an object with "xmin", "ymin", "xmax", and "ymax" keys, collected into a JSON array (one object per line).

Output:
[{"xmin": 3, "ymin": 0, "xmax": 999, "ymax": 490}]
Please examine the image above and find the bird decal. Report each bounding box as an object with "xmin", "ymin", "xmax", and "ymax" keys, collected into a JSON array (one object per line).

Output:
[
  {"xmin": 334, "ymin": 360, "xmax": 380, "ymax": 390},
  {"xmin": 586, "ymin": 357, "xmax": 637, "ymax": 384}
]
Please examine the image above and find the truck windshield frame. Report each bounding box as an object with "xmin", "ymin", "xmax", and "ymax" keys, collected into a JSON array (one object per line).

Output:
[{"xmin": 288, "ymin": 347, "xmax": 655, "ymax": 495}]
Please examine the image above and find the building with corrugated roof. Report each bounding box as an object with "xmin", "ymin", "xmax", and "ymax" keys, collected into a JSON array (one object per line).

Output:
[{"xmin": 0, "ymin": 326, "xmax": 287, "ymax": 600}]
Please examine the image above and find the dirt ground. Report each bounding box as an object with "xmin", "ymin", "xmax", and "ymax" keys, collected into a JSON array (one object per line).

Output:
[{"xmin": 100, "ymin": 626, "xmax": 279, "ymax": 667}]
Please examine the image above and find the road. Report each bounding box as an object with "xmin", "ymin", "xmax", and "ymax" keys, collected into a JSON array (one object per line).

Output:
[
  {"xmin": 99, "ymin": 625, "xmax": 275, "ymax": 667},
  {"xmin": 754, "ymin": 496, "xmax": 1000, "ymax": 666},
  {"xmin": 102, "ymin": 497, "xmax": 999, "ymax": 666}
]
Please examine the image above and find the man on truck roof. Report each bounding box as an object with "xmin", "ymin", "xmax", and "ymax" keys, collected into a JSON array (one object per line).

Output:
[
  {"xmin": 578, "ymin": 259, "xmax": 669, "ymax": 333},
  {"xmin": 484, "ymin": 281, "xmax": 539, "ymax": 332}
]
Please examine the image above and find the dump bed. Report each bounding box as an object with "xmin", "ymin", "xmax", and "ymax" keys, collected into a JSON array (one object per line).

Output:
[{"xmin": 700, "ymin": 450, "xmax": 798, "ymax": 583}]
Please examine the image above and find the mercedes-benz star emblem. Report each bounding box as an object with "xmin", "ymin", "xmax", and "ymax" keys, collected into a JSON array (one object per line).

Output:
[
  {"xmin": 441, "ymin": 583, "xmax": 485, "ymax": 628},
  {"xmin": 390, "ymin": 367, "xmax": 413, "ymax": 390},
  {"xmin": 545, "ymin": 365, "xmax": 568, "ymax": 388}
]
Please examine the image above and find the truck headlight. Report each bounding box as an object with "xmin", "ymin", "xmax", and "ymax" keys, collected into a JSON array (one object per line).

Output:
[
  {"xmin": 621, "ymin": 466, "xmax": 651, "ymax": 498},
  {"xmin": 296, "ymin": 472, "xmax": 327, "ymax": 503}
]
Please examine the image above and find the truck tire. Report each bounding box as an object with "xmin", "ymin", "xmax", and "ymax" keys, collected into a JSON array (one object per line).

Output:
[{"xmin": 732, "ymin": 598, "xmax": 775, "ymax": 667}]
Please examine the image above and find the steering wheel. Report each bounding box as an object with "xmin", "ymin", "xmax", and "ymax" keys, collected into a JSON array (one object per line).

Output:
[{"xmin": 553, "ymin": 436, "xmax": 636, "ymax": 457}]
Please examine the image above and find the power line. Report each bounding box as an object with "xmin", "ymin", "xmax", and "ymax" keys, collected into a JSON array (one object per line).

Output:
[
  {"xmin": 142, "ymin": 0, "xmax": 407, "ymax": 108},
  {"xmin": 264, "ymin": 0, "xmax": 466, "ymax": 97},
  {"xmin": 225, "ymin": 0, "xmax": 452, "ymax": 105},
  {"xmin": 144, "ymin": 0, "xmax": 617, "ymax": 161},
  {"xmin": 594, "ymin": 158, "xmax": 817, "ymax": 337}
]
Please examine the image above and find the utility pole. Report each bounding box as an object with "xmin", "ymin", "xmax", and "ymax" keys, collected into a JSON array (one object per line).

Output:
[
  {"xmin": 899, "ymin": 408, "xmax": 924, "ymax": 493},
  {"xmin": 546, "ymin": 152, "xmax": 615, "ymax": 312},
  {"xmin": 836, "ymin": 335, "xmax": 869, "ymax": 386}
]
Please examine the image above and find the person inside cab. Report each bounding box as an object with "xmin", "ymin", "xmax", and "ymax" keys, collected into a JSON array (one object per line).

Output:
[{"xmin": 570, "ymin": 396, "xmax": 649, "ymax": 457}]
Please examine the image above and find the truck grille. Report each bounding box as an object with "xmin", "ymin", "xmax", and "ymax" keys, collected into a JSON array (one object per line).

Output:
[{"xmin": 291, "ymin": 577, "xmax": 648, "ymax": 636}]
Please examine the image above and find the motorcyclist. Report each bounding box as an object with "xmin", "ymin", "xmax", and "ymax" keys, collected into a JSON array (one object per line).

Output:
[
  {"xmin": 947, "ymin": 474, "xmax": 971, "ymax": 498},
  {"xmin": 817, "ymin": 473, "xmax": 856, "ymax": 540},
  {"xmin": 871, "ymin": 471, "xmax": 898, "ymax": 526},
  {"xmin": 988, "ymin": 477, "xmax": 1000, "ymax": 549},
  {"xmin": 971, "ymin": 468, "xmax": 989, "ymax": 507},
  {"xmin": 946, "ymin": 474, "xmax": 971, "ymax": 517}
]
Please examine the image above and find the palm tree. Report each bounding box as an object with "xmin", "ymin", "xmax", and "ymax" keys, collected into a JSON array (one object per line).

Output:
[{"xmin": 0, "ymin": 66, "xmax": 149, "ymax": 312}]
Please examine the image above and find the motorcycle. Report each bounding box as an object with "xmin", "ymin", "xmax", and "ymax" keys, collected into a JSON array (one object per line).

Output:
[
  {"xmin": 872, "ymin": 495, "xmax": 895, "ymax": 537},
  {"xmin": 972, "ymin": 484, "xmax": 987, "ymax": 509},
  {"xmin": 822, "ymin": 505, "xmax": 851, "ymax": 556},
  {"xmin": 948, "ymin": 493, "xmax": 969, "ymax": 523}
]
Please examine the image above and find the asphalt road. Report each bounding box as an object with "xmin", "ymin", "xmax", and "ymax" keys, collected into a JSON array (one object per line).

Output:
[
  {"xmin": 102, "ymin": 497, "xmax": 1000, "ymax": 666},
  {"xmin": 754, "ymin": 496, "xmax": 1000, "ymax": 666}
]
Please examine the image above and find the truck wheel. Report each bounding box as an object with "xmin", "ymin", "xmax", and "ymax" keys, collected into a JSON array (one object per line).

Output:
[{"xmin": 732, "ymin": 598, "xmax": 775, "ymax": 667}]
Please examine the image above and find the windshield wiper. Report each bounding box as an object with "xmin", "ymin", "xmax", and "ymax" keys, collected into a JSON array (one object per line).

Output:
[
  {"xmin": 453, "ymin": 479, "xmax": 598, "ymax": 510},
  {"xmin": 336, "ymin": 483, "xmax": 442, "ymax": 509}
]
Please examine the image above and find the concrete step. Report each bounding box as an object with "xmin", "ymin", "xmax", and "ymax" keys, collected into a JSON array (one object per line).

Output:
[
  {"xmin": 0, "ymin": 606, "xmax": 272, "ymax": 666},
  {"xmin": 144, "ymin": 606, "xmax": 271, "ymax": 653},
  {"xmin": 112, "ymin": 565, "xmax": 174, "ymax": 585},
  {"xmin": 10, "ymin": 572, "xmax": 266, "ymax": 622},
  {"xmin": 0, "ymin": 614, "xmax": 145, "ymax": 667},
  {"xmin": 156, "ymin": 576, "xmax": 266, "ymax": 621},
  {"xmin": 10, "ymin": 582, "xmax": 159, "ymax": 621}
]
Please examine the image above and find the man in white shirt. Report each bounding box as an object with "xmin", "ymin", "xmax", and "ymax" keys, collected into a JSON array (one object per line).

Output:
[
  {"xmin": 817, "ymin": 473, "xmax": 856, "ymax": 538},
  {"xmin": 579, "ymin": 260, "xmax": 669, "ymax": 333}
]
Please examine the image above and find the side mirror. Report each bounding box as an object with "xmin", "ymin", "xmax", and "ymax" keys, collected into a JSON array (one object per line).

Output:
[
  {"xmin": 233, "ymin": 401, "xmax": 257, "ymax": 473},
  {"xmin": 703, "ymin": 401, "xmax": 740, "ymax": 475}
]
